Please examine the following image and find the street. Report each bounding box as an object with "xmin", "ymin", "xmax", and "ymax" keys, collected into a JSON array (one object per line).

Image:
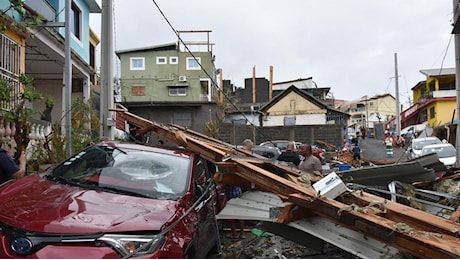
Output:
[{"xmin": 358, "ymin": 136, "xmax": 409, "ymax": 163}]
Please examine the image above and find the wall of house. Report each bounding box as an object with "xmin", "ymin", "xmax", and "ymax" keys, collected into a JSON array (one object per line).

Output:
[
  {"xmin": 55, "ymin": 0, "xmax": 92, "ymax": 63},
  {"xmin": 238, "ymin": 78, "xmax": 270, "ymax": 103},
  {"xmin": 33, "ymin": 79, "xmax": 85, "ymax": 123},
  {"xmin": 119, "ymin": 50, "xmax": 216, "ymax": 103},
  {"xmin": 368, "ymin": 95, "xmax": 396, "ymax": 121},
  {"xmin": 428, "ymin": 100, "xmax": 456, "ymax": 127},
  {"xmin": 123, "ymin": 103, "xmax": 217, "ymax": 137},
  {"xmin": 261, "ymin": 91, "xmax": 327, "ymax": 126},
  {"xmin": 262, "ymin": 114, "xmax": 326, "ymax": 126}
]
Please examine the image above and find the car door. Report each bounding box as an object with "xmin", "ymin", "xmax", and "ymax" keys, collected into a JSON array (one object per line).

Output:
[{"xmin": 189, "ymin": 157, "xmax": 220, "ymax": 258}]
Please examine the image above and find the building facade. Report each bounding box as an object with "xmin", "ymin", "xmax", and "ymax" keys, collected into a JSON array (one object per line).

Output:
[
  {"xmin": 401, "ymin": 68, "xmax": 456, "ymax": 128},
  {"xmin": 337, "ymin": 94, "xmax": 396, "ymax": 135},
  {"xmin": 115, "ymin": 30, "xmax": 219, "ymax": 135},
  {"xmin": 0, "ymin": 0, "xmax": 100, "ymax": 125}
]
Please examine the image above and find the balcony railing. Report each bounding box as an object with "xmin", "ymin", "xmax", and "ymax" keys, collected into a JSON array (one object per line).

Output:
[
  {"xmin": 418, "ymin": 90, "xmax": 455, "ymax": 104},
  {"xmin": 0, "ymin": 118, "xmax": 52, "ymax": 160}
]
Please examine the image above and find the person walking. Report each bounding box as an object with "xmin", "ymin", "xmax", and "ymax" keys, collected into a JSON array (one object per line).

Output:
[
  {"xmin": 352, "ymin": 144, "xmax": 361, "ymax": 166},
  {"xmin": 225, "ymin": 139, "xmax": 252, "ymax": 240},
  {"xmin": 360, "ymin": 126, "xmax": 366, "ymax": 140},
  {"xmin": 298, "ymin": 144, "xmax": 322, "ymax": 174}
]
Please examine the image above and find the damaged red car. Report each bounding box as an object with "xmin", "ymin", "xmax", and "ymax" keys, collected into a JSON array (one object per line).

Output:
[{"xmin": 0, "ymin": 142, "xmax": 222, "ymax": 258}]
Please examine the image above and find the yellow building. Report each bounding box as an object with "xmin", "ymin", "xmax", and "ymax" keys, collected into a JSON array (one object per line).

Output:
[
  {"xmin": 401, "ymin": 68, "xmax": 456, "ymax": 128},
  {"xmin": 336, "ymin": 93, "xmax": 396, "ymax": 133},
  {"xmin": 0, "ymin": 15, "xmax": 28, "ymax": 110}
]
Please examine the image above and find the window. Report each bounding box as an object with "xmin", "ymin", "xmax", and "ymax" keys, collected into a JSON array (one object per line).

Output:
[
  {"xmin": 89, "ymin": 42, "xmax": 96, "ymax": 84},
  {"xmin": 131, "ymin": 86, "xmax": 146, "ymax": 96},
  {"xmin": 130, "ymin": 57, "xmax": 145, "ymax": 70},
  {"xmin": 200, "ymin": 79, "xmax": 210, "ymax": 101},
  {"xmin": 156, "ymin": 57, "xmax": 167, "ymax": 64},
  {"xmin": 0, "ymin": 33, "xmax": 22, "ymax": 111},
  {"xmin": 186, "ymin": 57, "xmax": 201, "ymax": 70},
  {"xmin": 70, "ymin": 2, "xmax": 81, "ymax": 40},
  {"xmin": 429, "ymin": 106, "xmax": 435, "ymax": 119},
  {"xmin": 170, "ymin": 56, "xmax": 178, "ymax": 64},
  {"xmin": 173, "ymin": 112, "xmax": 192, "ymax": 127},
  {"xmin": 169, "ymin": 87, "xmax": 187, "ymax": 96},
  {"xmin": 284, "ymin": 117, "xmax": 296, "ymax": 126},
  {"xmin": 72, "ymin": 79, "xmax": 83, "ymax": 93},
  {"xmin": 369, "ymin": 101, "xmax": 374, "ymax": 107}
]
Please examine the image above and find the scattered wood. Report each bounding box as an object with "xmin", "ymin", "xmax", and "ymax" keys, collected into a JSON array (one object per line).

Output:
[{"xmin": 114, "ymin": 109, "xmax": 460, "ymax": 258}]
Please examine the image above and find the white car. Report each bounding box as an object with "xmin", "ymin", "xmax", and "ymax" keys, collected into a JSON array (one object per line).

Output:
[
  {"xmin": 420, "ymin": 143, "xmax": 457, "ymax": 167},
  {"xmin": 409, "ymin": 137, "xmax": 442, "ymax": 159}
]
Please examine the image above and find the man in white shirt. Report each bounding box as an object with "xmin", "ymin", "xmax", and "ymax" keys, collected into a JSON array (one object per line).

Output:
[{"xmin": 298, "ymin": 144, "xmax": 322, "ymax": 174}]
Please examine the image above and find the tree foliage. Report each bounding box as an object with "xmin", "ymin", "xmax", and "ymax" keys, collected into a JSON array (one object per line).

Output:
[{"xmin": 0, "ymin": 0, "xmax": 43, "ymax": 34}]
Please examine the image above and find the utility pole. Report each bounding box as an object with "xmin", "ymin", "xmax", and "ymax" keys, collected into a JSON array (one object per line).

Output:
[
  {"xmin": 64, "ymin": 0, "xmax": 72, "ymax": 157},
  {"xmin": 365, "ymin": 96, "xmax": 369, "ymax": 128},
  {"xmin": 394, "ymin": 53, "xmax": 401, "ymax": 135},
  {"xmin": 453, "ymin": 0, "xmax": 460, "ymax": 166},
  {"xmin": 101, "ymin": 0, "xmax": 114, "ymax": 139}
]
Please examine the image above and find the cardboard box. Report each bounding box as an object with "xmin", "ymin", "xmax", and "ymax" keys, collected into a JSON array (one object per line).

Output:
[{"xmin": 312, "ymin": 172, "xmax": 347, "ymax": 199}]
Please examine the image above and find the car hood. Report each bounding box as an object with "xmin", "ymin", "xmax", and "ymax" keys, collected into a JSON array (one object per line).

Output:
[
  {"xmin": 439, "ymin": 157, "xmax": 456, "ymax": 166},
  {"xmin": 0, "ymin": 175, "xmax": 179, "ymax": 233}
]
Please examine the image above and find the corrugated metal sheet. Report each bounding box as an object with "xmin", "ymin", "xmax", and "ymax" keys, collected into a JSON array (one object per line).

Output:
[{"xmin": 217, "ymin": 191, "xmax": 400, "ymax": 259}]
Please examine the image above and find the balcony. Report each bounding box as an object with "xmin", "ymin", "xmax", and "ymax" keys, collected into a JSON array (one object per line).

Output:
[
  {"xmin": 418, "ymin": 90, "xmax": 455, "ymax": 104},
  {"xmin": 432, "ymin": 90, "xmax": 456, "ymax": 98},
  {"xmin": 23, "ymin": 0, "xmax": 56, "ymax": 22},
  {"xmin": 348, "ymin": 108, "xmax": 366, "ymax": 117}
]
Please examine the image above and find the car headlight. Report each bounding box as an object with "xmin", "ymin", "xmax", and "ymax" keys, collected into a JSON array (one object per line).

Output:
[{"xmin": 98, "ymin": 234, "xmax": 165, "ymax": 257}]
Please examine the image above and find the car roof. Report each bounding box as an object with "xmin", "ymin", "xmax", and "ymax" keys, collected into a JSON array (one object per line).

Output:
[
  {"xmin": 260, "ymin": 140, "xmax": 290, "ymax": 144},
  {"xmin": 421, "ymin": 143, "xmax": 455, "ymax": 149},
  {"xmin": 99, "ymin": 141, "xmax": 193, "ymax": 157},
  {"xmin": 412, "ymin": 137, "xmax": 440, "ymax": 141}
]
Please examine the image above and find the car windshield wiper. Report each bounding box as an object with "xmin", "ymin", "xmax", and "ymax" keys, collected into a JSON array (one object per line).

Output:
[
  {"xmin": 89, "ymin": 185, "xmax": 154, "ymax": 199},
  {"xmin": 45, "ymin": 174, "xmax": 71, "ymax": 184},
  {"xmin": 69, "ymin": 168, "xmax": 103, "ymax": 181},
  {"xmin": 45, "ymin": 173, "xmax": 99, "ymax": 189}
]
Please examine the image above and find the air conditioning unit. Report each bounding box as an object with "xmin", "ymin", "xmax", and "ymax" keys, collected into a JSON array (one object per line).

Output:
[
  {"xmin": 178, "ymin": 75, "xmax": 187, "ymax": 82},
  {"xmin": 250, "ymin": 105, "xmax": 260, "ymax": 111}
]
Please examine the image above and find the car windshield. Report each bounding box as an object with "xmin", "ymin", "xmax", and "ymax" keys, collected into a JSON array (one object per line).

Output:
[
  {"xmin": 421, "ymin": 145, "xmax": 456, "ymax": 158},
  {"xmin": 413, "ymin": 139, "xmax": 441, "ymax": 150},
  {"xmin": 261, "ymin": 141, "xmax": 289, "ymax": 151},
  {"xmin": 48, "ymin": 145, "xmax": 191, "ymax": 200}
]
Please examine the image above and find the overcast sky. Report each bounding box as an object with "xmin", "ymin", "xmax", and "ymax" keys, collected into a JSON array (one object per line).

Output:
[{"xmin": 90, "ymin": 0, "xmax": 456, "ymax": 109}]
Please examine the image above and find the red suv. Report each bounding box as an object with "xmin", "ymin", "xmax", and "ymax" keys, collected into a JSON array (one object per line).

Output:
[{"xmin": 0, "ymin": 142, "xmax": 222, "ymax": 258}]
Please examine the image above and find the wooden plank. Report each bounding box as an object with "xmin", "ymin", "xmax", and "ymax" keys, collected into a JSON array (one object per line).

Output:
[
  {"xmin": 340, "ymin": 190, "xmax": 460, "ymax": 237},
  {"xmin": 288, "ymin": 193, "xmax": 460, "ymax": 258}
]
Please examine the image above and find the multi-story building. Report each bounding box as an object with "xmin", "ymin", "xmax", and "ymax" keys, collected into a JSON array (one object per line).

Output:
[
  {"xmin": 401, "ymin": 68, "xmax": 456, "ymax": 128},
  {"xmin": 336, "ymin": 93, "xmax": 396, "ymax": 137},
  {"xmin": 115, "ymin": 30, "xmax": 218, "ymax": 135},
  {"xmin": 0, "ymin": 0, "xmax": 100, "ymax": 126}
]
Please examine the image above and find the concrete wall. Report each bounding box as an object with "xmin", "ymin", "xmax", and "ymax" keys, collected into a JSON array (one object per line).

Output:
[{"xmin": 219, "ymin": 123, "xmax": 343, "ymax": 147}]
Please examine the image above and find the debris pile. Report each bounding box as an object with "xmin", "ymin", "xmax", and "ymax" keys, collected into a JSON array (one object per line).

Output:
[{"xmin": 117, "ymin": 110, "xmax": 460, "ymax": 259}]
